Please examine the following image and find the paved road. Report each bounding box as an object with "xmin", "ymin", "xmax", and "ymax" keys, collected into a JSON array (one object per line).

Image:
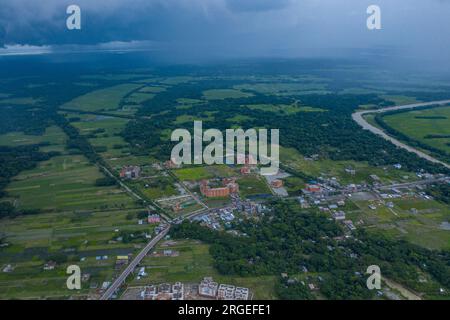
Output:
[
  {"xmin": 377, "ymin": 176, "xmax": 449, "ymax": 190},
  {"xmin": 352, "ymin": 100, "xmax": 450, "ymax": 169},
  {"xmin": 100, "ymin": 226, "xmax": 170, "ymax": 300}
]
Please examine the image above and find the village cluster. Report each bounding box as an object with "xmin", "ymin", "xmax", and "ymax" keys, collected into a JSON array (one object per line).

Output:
[{"xmin": 54, "ymin": 154, "xmax": 447, "ymax": 300}]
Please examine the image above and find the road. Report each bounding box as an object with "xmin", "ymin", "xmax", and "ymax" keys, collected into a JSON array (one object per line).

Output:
[
  {"xmin": 352, "ymin": 100, "xmax": 450, "ymax": 169},
  {"xmin": 100, "ymin": 226, "xmax": 170, "ymax": 300},
  {"xmin": 377, "ymin": 176, "xmax": 449, "ymax": 190}
]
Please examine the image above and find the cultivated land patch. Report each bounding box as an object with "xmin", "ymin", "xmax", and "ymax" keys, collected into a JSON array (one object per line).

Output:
[
  {"xmin": 6, "ymin": 154, "xmax": 135, "ymax": 212},
  {"xmin": 0, "ymin": 207, "xmax": 154, "ymax": 299}
]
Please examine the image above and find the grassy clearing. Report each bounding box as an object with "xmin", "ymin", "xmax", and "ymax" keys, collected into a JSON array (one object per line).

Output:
[{"xmin": 238, "ymin": 175, "xmax": 272, "ymax": 198}]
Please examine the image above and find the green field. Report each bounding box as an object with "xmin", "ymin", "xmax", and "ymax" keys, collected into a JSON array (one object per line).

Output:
[
  {"xmin": 349, "ymin": 197, "xmax": 450, "ymax": 250},
  {"xmin": 67, "ymin": 113, "xmax": 132, "ymax": 160},
  {"xmin": 380, "ymin": 95, "xmax": 421, "ymax": 106},
  {"xmin": 238, "ymin": 175, "xmax": 272, "ymax": 198},
  {"xmin": 173, "ymin": 165, "xmax": 236, "ymax": 181},
  {"xmin": 61, "ymin": 83, "xmax": 142, "ymax": 113},
  {"xmin": 6, "ymin": 154, "xmax": 136, "ymax": 212},
  {"xmin": 128, "ymin": 239, "xmax": 277, "ymax": 299},
  {"xmin": 383, "ymin": 106, "xmax": 450, "ymax": 154}
]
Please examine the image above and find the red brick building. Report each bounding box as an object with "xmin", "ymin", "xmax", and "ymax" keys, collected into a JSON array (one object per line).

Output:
[{"xmin": 200, "ymin": 179, "xmax": 239, "ymax": 198}]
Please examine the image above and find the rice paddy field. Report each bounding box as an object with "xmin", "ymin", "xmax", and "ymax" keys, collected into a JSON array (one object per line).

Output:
[
  {"xmin": 5, "ymin": 154, "xmax": 135, "ymax": 212},
  {"xmin": 0, "ymin": 125, "xmax": 154, "ymax": 299}
]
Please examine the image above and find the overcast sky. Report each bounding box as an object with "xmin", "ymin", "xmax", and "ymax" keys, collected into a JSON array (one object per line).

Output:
[{"xmin": 0, "ymin": 0, "xmax": 449, "ymax": 63}]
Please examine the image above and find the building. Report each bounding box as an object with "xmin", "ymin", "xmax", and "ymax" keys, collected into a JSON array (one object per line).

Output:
[
  {"xmin": 305, "ymin": 184, "xmax": 321, "ymax": 193},
  {"xmin": 199, "ymin": 277, "xmax": 218, "ymax": 298},
  {"xmin": 343, "ymin": 220, "xmax": 356, "ymax": 231},
  {"xmin": 271, "ymin": 179, "xmax": 283, "ymax": 188},
  {"xmin": 332, "ymin": 211, "xmax": 346, "ymax": 221},
  {"xmin": 43, "ymin": 261, "xmax": 56, "ymax": 270},
  {"xmin": 345, "ymin": 167, "xmax": 356, "ymax": 175},
  {"xmin": 120, "ymin": 166, "xmax": 141, "ymax": 179},
  {"xmin": 234, "ymin": 287, "xmax": 249, "ymax": 300},
  {"xmin": 218, "ymin": 284, "xmax": 236, "ymax": 300},
  {"xmin": 200, "ymin": 179, "xmax": 239, "ymax": 198},
  {"xmin": 240, "ymin": 166, "xmax": 251, "ymax": 175},
  {"xmin": 148, "ymin": 214, "xmax": 161, "ymax": 224},
  {"xmin": 142, "ymin": 282, "xmax": 184, "ymax": 300},
  {"xmin": 172, "ymin": 282, "xmax": 184, "ymax": 300}
]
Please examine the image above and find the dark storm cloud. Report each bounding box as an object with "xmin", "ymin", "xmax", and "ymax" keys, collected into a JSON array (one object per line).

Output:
[
  {"xmin": 225, "ymin": 0, "xmax": 292, "ymax": 12},
  {"xmin": 0, "ymin": 0, "xmax": 449, "ymax": 65}
]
